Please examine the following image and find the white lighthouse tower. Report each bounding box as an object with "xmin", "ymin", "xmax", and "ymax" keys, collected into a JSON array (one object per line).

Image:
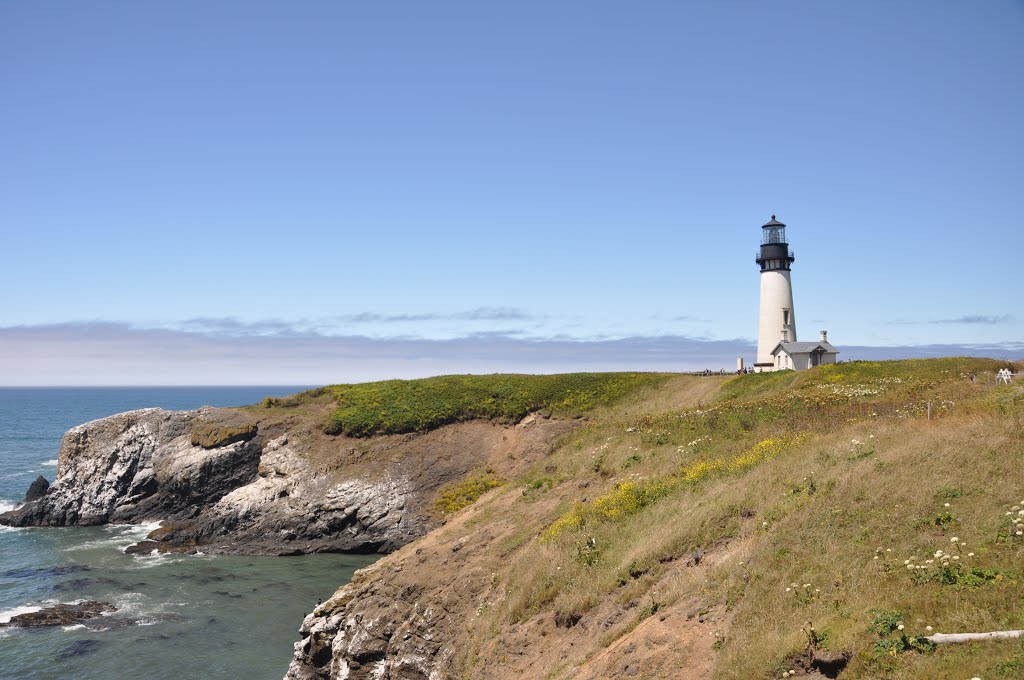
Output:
[{"xmin": 754, "ymin": 215, "xmax": 797, "ymax": 370}]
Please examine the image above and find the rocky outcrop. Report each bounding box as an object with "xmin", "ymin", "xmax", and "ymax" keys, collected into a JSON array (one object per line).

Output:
[
  {"xmin": 147, "ymin": 437, "xmax": 425, "ymax": 554},
  {"xmin": 0, "ymin": 406, "xmax": 574, "ymax": 556},
  {"xmin": 284, "ymin": 478, "xmax": 536, "ymax": 680},
  {"xmin": 0, "ymin": 408, "xmax": 261, "ymax": 529},
  {"xmin": 23, "ymin": 475, "xmax": 50, "ymax": 503},
  {"xmin": 286, "ymin": 558, "xmax": 452, "ymax": 680},
  {"xmin": 0, "ymin": 402, "xmax": 577, "ymax": 673},
  {"xmin": 0, "ymin": 601, "xmax": 116, "ymax": 628}
]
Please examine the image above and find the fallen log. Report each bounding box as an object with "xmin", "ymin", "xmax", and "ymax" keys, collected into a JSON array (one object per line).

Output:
[{"xmin": 926, "ymin": 630, "xmax": 1024, "ymax": 644}]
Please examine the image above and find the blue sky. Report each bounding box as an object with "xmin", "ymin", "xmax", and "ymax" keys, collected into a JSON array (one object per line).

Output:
[{"xmin": 1, "ymin": 2, "xmax": 1021, "ymax": 384}]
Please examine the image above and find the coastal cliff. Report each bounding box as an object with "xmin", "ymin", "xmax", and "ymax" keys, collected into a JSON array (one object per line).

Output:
[
  {"xmin": 284, "ymin": 360, "xmax": 1024, "ymax": 679},
  {"xmin": 5, "ymin": 364, "xmax": 1021, "ymax": 679},
  {"xmin": 0, "ymin": 402, "xmax": 575, "ymax": 555}
]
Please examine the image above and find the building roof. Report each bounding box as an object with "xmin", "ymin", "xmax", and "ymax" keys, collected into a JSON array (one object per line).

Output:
[
  {"xmin": 762, "ymin": 215, "xmax": 786, "ymax": 228},
  {"xmin": 770, "ymin": 341, "xmax": 839, "ymax": 356}
]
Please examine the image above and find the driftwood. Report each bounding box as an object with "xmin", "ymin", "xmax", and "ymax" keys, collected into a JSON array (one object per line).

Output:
[{"xmin": 926, "ymin": 630, "xmax": 1024, "ymax": 644}]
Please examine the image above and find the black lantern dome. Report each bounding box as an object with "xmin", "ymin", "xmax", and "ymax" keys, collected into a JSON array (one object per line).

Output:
[{"xmin": 755, "ymin": 215, "xmax": 795, "ymax": 271}]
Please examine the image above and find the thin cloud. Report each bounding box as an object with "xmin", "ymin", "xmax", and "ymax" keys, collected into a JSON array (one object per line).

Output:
[
  {"xmin": 454, "ymin": 307, "xmax": 535, "ymax": 321},
  {"xmin": 150, "ymin": 309, "xmax": 544, "ymax": 337},
  {"xmin": 888, "ymin": 314, "xmax": 1014, "ymax": 326},
  {"xmin": 180, "ymin": 317, "xmax": 307, "ymax": 336},
  {"xmin": 930, "ymin": 315, "xmax": 1014, "ymax": 325},
  {"xmin": 841, "ymin": 342, "xmax": 1024, "ymax": 361},
  {"xmin": 338, "ymin": 307, "xmax": 537, "ymax": 323},
  {"xmin": 163, "ymin": 308, "xmax": 544, "ymax": 337},
  {"xmin": 335, "ymin": 312, "xmax": 441, "ymax": 324},
  {"xmin": 0, "ymin": 322, "xmax": 754, "ymax": 385},
  {"xmin": 0, "ymin": 322, "xmax": 1019, "ymax": 386}
]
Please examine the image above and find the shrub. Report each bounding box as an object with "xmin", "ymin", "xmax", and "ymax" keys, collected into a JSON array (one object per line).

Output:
[
  {"xmin": 321, "ymin": 373, "xmax": 666, "ymax": 437},
  {"xmin": 435, "ymin": 473, "xmax": 505, "ymax": 514}
]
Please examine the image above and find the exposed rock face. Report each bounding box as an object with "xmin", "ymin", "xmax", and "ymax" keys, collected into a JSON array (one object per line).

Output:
[
  {"xmin": 151, "ymin": 437, "xmax": 424, "ymax": 554},
  {"xmin": 0, "ymin": 406, "xmax": 573, "ymax": 557},
  {"xmin": 23, "ymin": 475, "xmax": 50, "ymax": 503},
  {"xmin": 0, "ymin": 408, "xmax": 260, "ymax": 529},
  {"xmin": 285, "ymin": 558, "xmax": 451, "ymax": 680},
  {"xmin": 284, "ymin": 475, "xmax": 538, "ymax": 680}
]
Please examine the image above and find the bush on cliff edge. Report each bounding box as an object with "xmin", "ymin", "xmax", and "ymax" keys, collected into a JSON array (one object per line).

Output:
[{"xmin": 317, "ymin": 373, "xmax": 667, "ymax": 437}]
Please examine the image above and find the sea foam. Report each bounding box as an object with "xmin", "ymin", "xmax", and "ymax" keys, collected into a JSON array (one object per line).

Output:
[{"xmin": 0, "ymin": 605, "xmax": 42, "ymax": 625}]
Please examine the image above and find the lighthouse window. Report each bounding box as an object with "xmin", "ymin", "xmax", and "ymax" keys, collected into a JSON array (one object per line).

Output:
[{"xmin": 783, "ymin": 309, "xmax": 790, "ymax": 325}]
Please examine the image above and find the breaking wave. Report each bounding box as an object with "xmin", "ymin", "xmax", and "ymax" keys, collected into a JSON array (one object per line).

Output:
[{"xmin": 0, "ymin": 604, "xmax": 43, "ymax": 625}]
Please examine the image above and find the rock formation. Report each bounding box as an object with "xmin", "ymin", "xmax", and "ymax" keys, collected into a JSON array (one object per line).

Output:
[
  {"xmin": 0, "ymin": 601, "xmax": 117, "ymax": 628},
  {"xmin": 23, "ymin": 475, "xmax": 50, "ymax": 503},
  {"xmin": 0, "ymin": 405, "xmax": 573, "ymax": 556}
]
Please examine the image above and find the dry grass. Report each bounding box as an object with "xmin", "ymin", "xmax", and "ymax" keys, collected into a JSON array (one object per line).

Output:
[{"xmin": 443, "ymin": 358, "xmax": 1024, "ymax": 678}]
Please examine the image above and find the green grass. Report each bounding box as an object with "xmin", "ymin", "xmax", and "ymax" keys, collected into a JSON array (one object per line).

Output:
[
  {"xmin": 718, "ymin": 357, "xmax": 1009, "ymax": 404},
  {"xmin": 316, "ymin": 373, "xmax": 667, "ymax": 437}
]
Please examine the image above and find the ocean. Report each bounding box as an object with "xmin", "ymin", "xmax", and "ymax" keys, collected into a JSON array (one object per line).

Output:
[{"xmin": 0, "ymin": 388, "xmax": 378, "ymax": 680}]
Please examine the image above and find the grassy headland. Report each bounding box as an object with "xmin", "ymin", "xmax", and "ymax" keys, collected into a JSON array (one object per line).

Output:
[
  {"xmin": 396, "ymin": 358, "xmax": 1024, "ymax": 678},
  {"xmin": 261, "ymin": 359, "xmax": 1022, "ymax": 678}
]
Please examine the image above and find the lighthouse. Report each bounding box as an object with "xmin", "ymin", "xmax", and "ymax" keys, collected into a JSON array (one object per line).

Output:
[
  {"xmin": 754, "ymin": 215, "xmax": 797, "ymax": 370},
  {"xmin": 753, "ymin": 215, "xmax": 839, "ymax": 371}
]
